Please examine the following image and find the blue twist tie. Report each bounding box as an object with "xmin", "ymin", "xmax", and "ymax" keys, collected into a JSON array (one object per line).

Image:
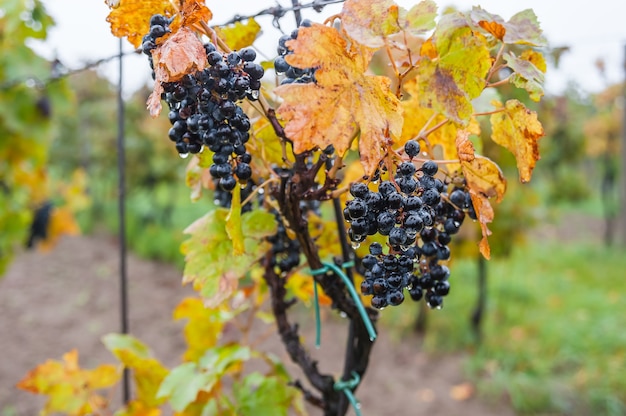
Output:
[
  {"xmin": 309, "ymin": 261, "xmax": 377, "ymax": 348},
  {"xmin": 334, "ymin": 371, "xmax": 362, "ymax": 416}
]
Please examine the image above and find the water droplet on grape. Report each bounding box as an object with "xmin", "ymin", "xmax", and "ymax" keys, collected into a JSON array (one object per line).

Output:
[
  {"xmin": 179, "ymin": 152, "xmax": 189, "ymax": 159},
  {"xmin": 258, "ymin": 188, "xmax": 265, "ymax": 194},
  {"xmin": 249, "ymin": 90, "xmax": 260, "ymax": 100},
  {"xmin": 454, "ymin": 221, "xmax": 460, "ymax": 227},
  {"xmin": 339, "ymin": 311, "xmax": 347, "ymax": 318},
  {"xmin": 351, "ymin": 242, "xmax": 361, "ymax": 249},
  {"xmin": 214, "ymin": 199, "xmax": 221, "ymax": 206}
]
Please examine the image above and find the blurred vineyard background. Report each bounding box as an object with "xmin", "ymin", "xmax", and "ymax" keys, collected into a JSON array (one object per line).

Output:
[{"xmin": 1, "ymin": 1, "xmax": 625, "ymax": 415}]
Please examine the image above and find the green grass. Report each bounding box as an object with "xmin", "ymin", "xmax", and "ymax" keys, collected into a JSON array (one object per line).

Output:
[
  {"xmin": 77, "ymin": 181, "xmax": 213, "ymax": 269},
  {"xmin": 382, "ymin": 240, "xmax": 626, "ymax": 415}
]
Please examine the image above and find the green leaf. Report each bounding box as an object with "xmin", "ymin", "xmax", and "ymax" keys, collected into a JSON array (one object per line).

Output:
[
  {"xmin": 214, "ymin": 18, "xmax": 262, "ymax": 50},
  {"xmin": 504, "ymin": 52, "xmax": 545, "ymax": 101},
  {"xmin": 503, "ymin": 9, "xmax": 547, "ymax": 46},
  {"xmin": 157, "ymin": 362, "xmax": 214, "ymax": 411},
  {"xmin": 181, "ymin": 208, "xmax": 276, "ymax": 306},
  {"xmin": 157, "ymin": 345, "xmax": 253, "ymax": 412},
  {"xmin": 233, "ymin": 373, "xmax": 294, "ymax": 416},
  {"xmin": 404, "ymin": 0, "xmax": 437, "ymax": 35}
]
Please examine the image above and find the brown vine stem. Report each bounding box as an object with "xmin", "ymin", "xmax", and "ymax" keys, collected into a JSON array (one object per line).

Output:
[
  {"xmin": 473, "ymin": 108, "xmax": 506, "ymax": 117},
  {"xmin": 486, "ymin": 42, "xmax": 506, "ymax": 83},
  {"xmin": 486, "ymin": 76, "xmax": 512, "ymax": 88},
  {"xmin": 241, "ymin": 177, "xmax": 280, "ymax": 207}
]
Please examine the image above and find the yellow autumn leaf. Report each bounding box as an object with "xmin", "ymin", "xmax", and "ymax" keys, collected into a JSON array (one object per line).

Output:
[
  {"xmin": 17, "ymin": 349, "xmax": 119, "ymax": 416},
  {"xmin": 214, "ymin": 18, "xmax": 261, "ymax": 50},
  {"xmin": 173, "ymin": 297, "xmax": 225, "ymax": 362},
  {"xmin": 105, "ymin": 0, "xmax": 176, "ymax": 48},
  {"xmin": 37, "ymin": 206, "xmax": 80, "ymax": 252},
  {"xmin": 275, "ymin": 24, "xmax": 403, "ymax": 176},
  {"xmin": 490, "ymin": 99, "xmax": 544, "ymax": 182}
]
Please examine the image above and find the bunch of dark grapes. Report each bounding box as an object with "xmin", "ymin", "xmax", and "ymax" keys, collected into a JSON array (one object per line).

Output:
[
  {"xmin": 143, "ymin": 14, "xmax": 265, "ymax": 193},
  {"xmin": 345, "ymin": 140, "xmax": 475, "ymax": 309},
  {"xmin": 141, "ymin": 14, "xmax": 172, "ymax": 79},
  {"xmin": 273, "ymin": 20, "xmax": 316, "ymax": 85}
]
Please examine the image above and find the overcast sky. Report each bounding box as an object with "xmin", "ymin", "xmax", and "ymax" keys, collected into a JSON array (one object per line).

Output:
[{"xmin": 29, "ymin": 0, "xmax": 626, "ymax": 97}]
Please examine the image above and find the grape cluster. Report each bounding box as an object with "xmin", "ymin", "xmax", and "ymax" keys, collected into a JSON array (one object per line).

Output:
[
  {"xmin": 143, "ymin": 15, "xmax": 264, "ymax": 193},
  {"xmin": 267, "ymin": 215, "xmax": 302, "ymax": 274},
  {"xmin": 345, "ymin": 140, "xmax": 475, "ymax": 309},
  {"xmin": 141, "ymin": 14, "xmax": 172, "ymax": 79},
  {"xmin": 274, "ymin": 20, "xmax": 316, "ymax": 85}
]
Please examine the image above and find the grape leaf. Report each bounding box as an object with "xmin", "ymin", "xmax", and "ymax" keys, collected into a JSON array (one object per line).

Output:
[
  {"xmin": 503, "ymin": 9, "xmax": 547, "ymax": 46},
  {"xmin": 504, "ymin": 51, "xmax": 545, "ymax": 101},
  {"xmin": 456, "ymin": 131, "xmax": 506, "ymax": 202},
  {"xmin": 173, "ymin": 297, "xmax": 226, "ymax": 362},
  {"xmin": 469, "ymin": 7, "xmax": 506, "ymax": 41},
  {"xmin": 490, "ymin": 99, "xmax": 544, "ymax": 182},
  {"xmin": 158, "ymin": 345, "xmax": 251, "ymax": 411},
  {"xmin": 16, "ymin": 349, "xmax": 119, "ymax": 416},
  {"xmin": 177, "ymin": 0, "xmax": 212, "ymax": 29},
  {"xmin": 181, "ymin": 209, "xmax": 276, "ymax": 307},
  {"xmin": 214, "ymin": 18, "xmax": 261, "ymax": 50},
  {"xmin": 148, "ymin": 27, "xmax": 208, "ymax": 117},
  {"xmin": 416, "ymin": 15, "xmax": 491, "ymax": 124},
  {"xmin": 341, "ymin": 0, "xmax": 436, "ymax": 48},
  {"xmin": 226, "ymin": 186, "xmax": 244, "ymax": 255},
  {"xmin": 105, "ymin": 0, "xmax": 176, "ymax": 48},
  {"xmin": 102, "ymin": 333, "xmax": 169, "ymax": 407},
  {"xmin": 456, "ymin": 130, "xmax": 505, "ymax": 259},
  {"xmin": 340, "ymin": 0, "xmax": 402, "ymax": 48},
  {"xmin": 233, "ymin": 373, "xmax": 300, "ymax": 416},
  {"xmin": 275, "ymin": 24, "xmax": 402, "ymax": 176}
]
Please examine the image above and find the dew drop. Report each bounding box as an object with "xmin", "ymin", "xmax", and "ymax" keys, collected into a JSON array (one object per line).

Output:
[
  {"xmin": 356, "ymin": 403, "xmax": 362, "ymax": 409},
  {"xmin": 249, "ymin": 90, "xmax": 260, "ymax": 100},
  {"xmin": 214, "ymin": 199, "xmax": 221, "ymax": 206},
  {"xmin": 351, "ymin": 242, "xmax": 361, "ymax": 249},
  {"xmin": 258, "ymin": 188, "xmax": 265, "ymax": 194},
  {"xmin": 454, "ymin": 221, "xmax": 460, "ymax": 227},
  {"xmin": 179, "ymin": 152, "xmax": 189, "ymax": 159},
  {"xmin": 339, "ymin": 311, "xmax": 347, "ymax": 318}
]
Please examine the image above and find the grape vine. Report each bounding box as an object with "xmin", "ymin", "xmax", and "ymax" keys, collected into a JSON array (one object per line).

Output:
[{"xmin": 17, "ymin": 1, "xmax": 547, "ymax": 415}]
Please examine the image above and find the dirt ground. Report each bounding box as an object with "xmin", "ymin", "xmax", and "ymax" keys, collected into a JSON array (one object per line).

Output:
[{"xmin": 1, "ymin": 210, "xmax": 604, "ymax": 415}]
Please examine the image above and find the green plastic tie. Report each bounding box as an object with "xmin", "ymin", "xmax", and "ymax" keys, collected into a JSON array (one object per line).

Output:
[
  {"xmin": 309, "ymin": 261, "xmax": 377, "ymax": 345},
  {"xmin": 334, "ymin": 371, "xmax": 362, "ymax": 416}
]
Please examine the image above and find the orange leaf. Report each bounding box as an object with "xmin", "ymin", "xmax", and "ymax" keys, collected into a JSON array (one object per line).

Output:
[
  {"xmin": 478, "ymin": 21, "xmax": 506, "ymax": 40},
  {"xmin": 148, "ymin": 27, "xmax": 208, "ymax": 117},
  {"xmin": 178, "ymin": 0, "xmax": 212, "ymax": 28},
  {"xmin": 37, "ymin": 206, "xmax": 80, "ymax": 252},
  {"xmin": 340, "ymin": 0, "xmax": 402, "ymax": 48},
  {"xmin": 469, "ymin": 190, "xmax": 493, "ymax": 260},
  {"xmin": 106, "ymin": 0, "xmax": 176, "ymax": 48},
  {"xmin": 275, "ymin": 24, "xmax": 402, "ymax": 176},
  {"xmin": 457, "ymin": 131, "xmax": 506, "ymax": 202},
  {"xmin": 490, "ymin": 99, "xmax": 544, "ymax": 183},
  {"xmin": 17, "ymin": 349, "xmax": 119, "ymax": 416}
]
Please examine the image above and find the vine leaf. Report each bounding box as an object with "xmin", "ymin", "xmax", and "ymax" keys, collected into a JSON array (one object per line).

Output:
[
  {"xmin": 416, "ymin": 14, "xmax": 491, "ymax": 124},
  {"xmin": 181, "ymin": 209, "xmax": 276, "ymax": 307},
  {"xmin": 173, "ymin": 298, "xmax": 226, "ymax": 362},
  {"xmin": 148, "ymin": 26, "xmax": 208, "ymax": 117},
  {"xmin": 456, "ymin": 130, "xmax": 506, "ymax": 259},
  {"xmin": 340, "ymin": 0, "xmax": 436, "ymax": 48},
  {"xmin": 503, "ymin": 9, "xmax": 547, "ymax": 46},
  {"xmin": 105, "ymin": 0, "xmax": 176, "ymax": 48},
  {"xmin": 157, "ymin": 345, "xmax": 252, "ymax": 411},
  {"xmin": 16, "ymin": 349, "xmax": 119, "ymax": 416},
  {"xmin": 226, "ymin": 186, "xmax": 244, "ymax": 255},
  {"xmin": 275, "ymin": 24, "xmax": 402, "ymax": 176},
  {"xmin": 233, "ymin": 372, "xmax": 304, "ymax": 416},
  {"xmin": 102, "ymin": 334, "xmax": 169, "ymax": 408},
  {"xmin": 469, "ymin": 7, "xmax": 506, "ymax": 40},
  {"xmin": 214, "ymin": 18, "xmax": 261, "ymax": 50},
  {"xmin": 505, "ymin": 50, "xmax": 546, "ymax": 101},
  {"xmin": 177, "ymin": 0, "xmax": 212, "ymax": 29},
  {"xmin": 490, "ymin": 99, "xmax": 545, "ymax": 182}
]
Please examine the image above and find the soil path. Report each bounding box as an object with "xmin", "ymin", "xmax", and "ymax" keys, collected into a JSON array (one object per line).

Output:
[{"xmin": 1, "ymin": 233, "xmax": 519, "ymax": 416}]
